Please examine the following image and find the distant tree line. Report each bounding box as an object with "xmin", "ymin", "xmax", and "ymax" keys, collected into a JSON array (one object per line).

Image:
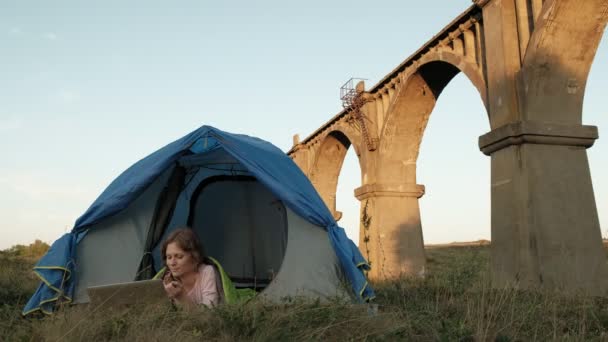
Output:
[{"xmin": 1, "ymin": 240, "xmax": 49, "ymax": 260}]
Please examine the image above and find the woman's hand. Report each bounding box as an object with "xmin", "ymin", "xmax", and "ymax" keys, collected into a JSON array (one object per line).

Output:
[{"xmin": 163, "ymin": 272, "xmax": 183, "ymax": 299}]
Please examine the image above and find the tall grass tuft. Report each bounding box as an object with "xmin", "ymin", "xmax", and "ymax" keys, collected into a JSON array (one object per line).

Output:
[{"xmin": 0, "ymin": 251, "xmax": 39, "ymax": 341}]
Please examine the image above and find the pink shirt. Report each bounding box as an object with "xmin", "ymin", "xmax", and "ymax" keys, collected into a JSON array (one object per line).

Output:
[{"xmin": 186, "ymin": 264, "xmax": 219, "ymax": 307}]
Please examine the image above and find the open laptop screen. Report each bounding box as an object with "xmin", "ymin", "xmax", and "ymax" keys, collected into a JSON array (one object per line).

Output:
[{"xmin": 87, "ymin": 279, "xmax": 168, "ymax": 308}]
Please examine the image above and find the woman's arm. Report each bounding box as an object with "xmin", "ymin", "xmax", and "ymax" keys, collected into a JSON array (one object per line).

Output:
[{"xmin": 197, "ymin": 265, "xmax": 219, "ymax": 307}]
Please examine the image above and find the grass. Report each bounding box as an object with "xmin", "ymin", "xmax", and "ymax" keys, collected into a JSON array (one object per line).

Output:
[
  {"xmin": 0, "ymin": 251, "xmax": 42, "ymax": 341},
  {"xmin": 2, "ymin": 245, "xmax": 608, "ymax": 341}
]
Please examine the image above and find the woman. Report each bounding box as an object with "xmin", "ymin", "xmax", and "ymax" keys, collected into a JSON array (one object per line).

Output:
[{"xmin": 161, "ymin": 228, "xmax": 220, "ymax": 308}]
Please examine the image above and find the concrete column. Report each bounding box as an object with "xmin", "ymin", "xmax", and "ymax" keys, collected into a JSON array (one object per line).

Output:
[
  {"xmin": 388, "ymin": 85, "xmax": 395, "ymax": 104},
  {"xmin": 530, "ymin": 0, "xmax": 542, "ymax": 23},
  {"xmin": 473, "ymin": 20, "xmax": 484, "ymax": 67},
  {"xmin": 289, "ymin": 144, "xmax": 310, "ymax": 175},
  {"xmin": 463, "ymin": 28, "xmax": 477, "ymax": 63},
  {"xmin": 478, "ymin": 0, "xmax": 522, "ymax": 128},
  {"xmin": 375, "ymin": 96, "xmax": 384, "ymax": 134},
  {"xmin": 452, "ymin": 37, "xmax": 464, "ymax": 56},
  {"xmin": 514, "ymin": 0, "xmax": 531, "ymax": 61},
  {"xmin": 381, "ymin": 91, "xmax": 390, "ymax": 119},
  {"xmin": 479, "ymin": 121, "xmax": 608, "ymax": 294},
  {"xmin": 355, "ymin": 183, "xmax": 426, "ymax": 280}
]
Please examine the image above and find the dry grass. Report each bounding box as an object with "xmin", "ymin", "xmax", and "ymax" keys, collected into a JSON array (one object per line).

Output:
[{"xmin": 3, "ymin": 245, "xmax": 608, "ymax": 341}]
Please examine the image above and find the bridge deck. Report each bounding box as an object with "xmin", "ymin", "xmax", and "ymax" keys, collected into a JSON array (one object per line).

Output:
[{"xmin": 289, "ymin": 4, "xmax": 481, "ymax": 152}]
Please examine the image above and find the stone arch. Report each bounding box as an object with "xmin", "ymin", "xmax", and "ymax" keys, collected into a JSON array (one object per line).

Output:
[
  {"xmin": 361, "ymin": 58, "xmax": 490, "ymax": 279},
  {"xmin": 289, "ymin": 0, "xmax": 608, "ymax": 291},
  {"xmin": 309, "ymin": 128, "xmax": 363, "ymax": 219},
  {"xmin": 378, "ymin": 59, "xmax": 488, "ymax": 182},
  {"xmin": 417, "ymin": 50, "xmax": 488, "ymax": 111},
  {"xmin": 519, "ymin": 0, "xmax": 608, "ymax": 124}
]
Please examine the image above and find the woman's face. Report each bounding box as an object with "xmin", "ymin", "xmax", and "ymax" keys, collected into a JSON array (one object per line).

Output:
[{"xmin": 165, "ymin": 242, "xmax": 198, "ymax": 278}]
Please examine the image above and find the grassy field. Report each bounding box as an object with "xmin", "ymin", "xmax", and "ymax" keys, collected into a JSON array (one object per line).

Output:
[{"xmin": 2, "ymin": 245, "xmax": 608, "ymax": 341}]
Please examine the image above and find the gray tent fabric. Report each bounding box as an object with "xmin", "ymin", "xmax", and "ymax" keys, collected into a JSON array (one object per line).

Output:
[{"xmin": 261, "ymin": 209, "xmax": 348, "ymax": 300}]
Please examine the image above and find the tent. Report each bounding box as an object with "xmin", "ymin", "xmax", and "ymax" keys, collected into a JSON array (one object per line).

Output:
[{"xmin": 23, "ymin": 126, "xmax": 374, "ymax": 315}]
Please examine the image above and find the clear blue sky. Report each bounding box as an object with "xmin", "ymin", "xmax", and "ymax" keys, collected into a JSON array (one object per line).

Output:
[{"xmin": 1, "ymin": 0, "xmax": 606, "ymax": 249}]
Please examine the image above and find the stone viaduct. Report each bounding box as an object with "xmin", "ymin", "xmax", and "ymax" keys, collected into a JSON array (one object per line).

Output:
[{"xmin": 288, "ymin": 0, "xmax": 608, "ymax": 294}]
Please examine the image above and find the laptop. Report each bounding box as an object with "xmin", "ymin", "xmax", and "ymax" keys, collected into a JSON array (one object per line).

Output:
[{"xmin": 87, "ymin": 279, "xmax": 169, "ymax": 308}]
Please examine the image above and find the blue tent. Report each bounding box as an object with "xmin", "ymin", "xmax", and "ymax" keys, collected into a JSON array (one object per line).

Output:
[{"xmin": 24, "ymin": 126, "xmax": 374, "ymax": 315}]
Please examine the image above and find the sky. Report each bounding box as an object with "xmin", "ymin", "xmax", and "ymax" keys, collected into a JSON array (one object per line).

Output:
[{"xmin": 1, "ymin": 1, "xmax": 606, "ymax": 249}]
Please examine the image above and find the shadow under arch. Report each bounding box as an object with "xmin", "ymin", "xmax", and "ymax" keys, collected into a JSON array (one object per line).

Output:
[{"xmin": 309, "ymin": 129, "xmax": 363, "ymax": 219}]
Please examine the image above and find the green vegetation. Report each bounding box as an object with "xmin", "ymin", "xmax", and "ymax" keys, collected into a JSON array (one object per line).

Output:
[
  {"xmin": 2, "ymin": 244, "xmax": 608, "ymax": 341},
  {"xmin": 3, "ymin": 240, "xmax": 50, "ymax": 261},
  {"xmin": 0, "ymin": 247, "xmax": 42, "ymax": 341}
]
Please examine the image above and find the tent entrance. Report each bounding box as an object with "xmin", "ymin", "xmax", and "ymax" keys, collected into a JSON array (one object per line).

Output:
[{"xmin": 188, "ymin": 176, "xmax": 288, "ymax": 290}]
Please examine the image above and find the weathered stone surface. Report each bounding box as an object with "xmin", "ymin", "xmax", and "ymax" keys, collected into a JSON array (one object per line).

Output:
[{"xmin": 288, "ymin": 0, "xmax": 608, "ymax": 294}]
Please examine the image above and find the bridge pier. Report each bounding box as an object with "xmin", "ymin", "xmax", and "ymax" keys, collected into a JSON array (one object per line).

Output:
[
  {"xmin": 355, "ymin": 183, "xmax": 426, "ymax": 280},
  {"xmin": 480, "ymin": 121, "xmax": 608, "ymax": 294},
  {"xmin": 290, "ymin": 0, "xmax": 608, "ymax": 294}
]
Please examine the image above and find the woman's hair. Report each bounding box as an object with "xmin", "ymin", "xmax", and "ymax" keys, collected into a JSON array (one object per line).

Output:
[{"xmin": 161, "ymin": 227, "xmax": 207, "ymax": 267}]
